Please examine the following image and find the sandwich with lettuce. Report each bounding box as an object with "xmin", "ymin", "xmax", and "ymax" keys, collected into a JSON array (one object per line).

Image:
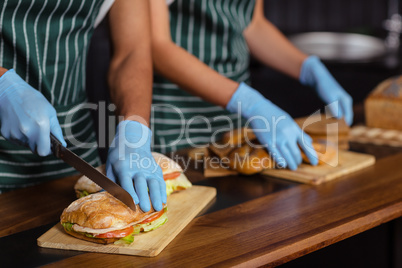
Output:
[
  {"xmin": 74, "ymin": 153, "xmax": 192, "ymax": 198},
  {"xmin": 60, "ymin": 192, "xmax": 167, "ymax": 244},
  {"xmin": 151, "ymin": 152, "xmax": 192, "ymax": 196}
]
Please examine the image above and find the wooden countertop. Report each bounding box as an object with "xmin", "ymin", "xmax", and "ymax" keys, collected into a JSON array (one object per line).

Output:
[{"xmin": 2, "ymin": 150, "xmax": 402, "ymax": 267}]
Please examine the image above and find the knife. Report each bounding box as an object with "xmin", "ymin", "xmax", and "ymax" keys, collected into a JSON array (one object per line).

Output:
[{"xmin": 50, "ymin": 134, "xmax": 136, "ymax": 211}]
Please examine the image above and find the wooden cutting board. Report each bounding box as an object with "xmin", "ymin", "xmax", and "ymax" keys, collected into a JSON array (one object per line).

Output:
[
  {"xmin": 262, "ymin": 150, "xmax": 375, "ymax": 185},
  {"xmin": 37, "ymin": 185, "xmax": 216, "ymax": 257}
]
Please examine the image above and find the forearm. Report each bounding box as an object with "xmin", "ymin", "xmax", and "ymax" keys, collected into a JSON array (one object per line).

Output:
[
  {"xmin": 108, "ymin": 52, "xmax": 153, "ymax": 126},
  {"xmin": 243, "ymin": 4, "xmax": 307, "ymax": 79},
  {"xmin": 107, "ymin": 0, "xmax": 153, "ymax": 126},
  {"xmin": 0, "ymin": 67, "xmax": 8, "ymax": 76},
  {"xmin": 153, "ymin": 41, "xmax": 238, "ymax": 108}
]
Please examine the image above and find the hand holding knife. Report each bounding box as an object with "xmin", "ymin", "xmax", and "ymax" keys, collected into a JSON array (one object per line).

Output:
[{"xmin": 50, "ymin": 134, "xmax": 137, "ymax": 211}]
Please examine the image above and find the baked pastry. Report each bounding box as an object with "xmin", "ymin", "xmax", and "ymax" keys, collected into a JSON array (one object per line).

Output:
[
  {"xmin": 228, "ymin": 143, "xmax": 274, "ymax": 175},
  {"xmin": 221, "ymin": 127, "xmax": 257, "ymax": 146},
  {"xmin": 204, "ymin": 125, "xmax": 340, "ymax": 177},
  {"xmin": 187, "ymin": 146, "xmax": 209, "ymax": 161},
  {"xmin": 295, "ymin": 114, "xmax": 350, "ymax": 150},
  {"xmin": 301, "ymin": 141, "xmax": 337, "ymax": 165}
]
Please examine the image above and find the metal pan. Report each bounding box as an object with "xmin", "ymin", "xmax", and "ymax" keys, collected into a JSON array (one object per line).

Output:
[{"xmin": 289, "ymin": 32, "xmax": 388, "ymax": 63}]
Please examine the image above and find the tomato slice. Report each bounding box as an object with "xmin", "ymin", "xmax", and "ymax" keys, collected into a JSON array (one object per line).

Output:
[
  {"xmin": 163, "ymin": 171, "xmax": 181, "ymax": 181},
  {"xmin": 95, "ymin": 225, "xmax": 134, "ymax": 238},
  {"xmin": 140, "ymin": 209, "xmax": 165, "ymax": 224}
]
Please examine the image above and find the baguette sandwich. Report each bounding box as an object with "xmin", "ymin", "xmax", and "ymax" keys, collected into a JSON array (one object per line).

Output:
[
  {"xmin": 60, "ymin": 192, "xmax": 167, "ymax": 244},
  {"xmin": 151, "ymin": 152, "xmax": 192, "ymax": 196},
  {"xmin": 74, "ymin": 168, "xmax": 103, "ymax": 198},
  {"xmin": 74, "ymin": 153, "xmax": 192, "ymax": 198}
]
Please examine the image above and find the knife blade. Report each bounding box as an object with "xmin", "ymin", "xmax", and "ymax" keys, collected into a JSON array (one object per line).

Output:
[{"xmin": 50, "ymin": 134, "xmax": 136, "ymax": 211}]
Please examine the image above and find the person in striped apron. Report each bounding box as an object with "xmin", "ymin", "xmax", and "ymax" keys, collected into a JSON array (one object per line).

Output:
[
  {"xmin": 0, "ymin": 0, "xmax": 165, "ymax": 212},
  {"xmin": 150, "ymin": 0, "xmax": 353, "ymax": 170}
]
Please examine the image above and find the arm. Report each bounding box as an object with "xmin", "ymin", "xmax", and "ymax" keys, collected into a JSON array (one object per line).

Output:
[
  {"xmin": 106, "ymin": 0, "xmax": 166, "ymax": 212},
  {"xmin": 150, "ymin": 0, "xmax": 317, "ymax": 170},
  {"xmin": 150, "ymin": 0, "xmax": 238, "ymax": 108},
  {"xmin": 243, "ymin": 0, "xmax": 307, "ymax": 79},
  {"xmin": 108, "ymin": 0, "xmax": 153, "ymax": 125},
  {"xmin": 0, "ymin": 67, "xmax": 7, "ymax": 76},
  {"xmin": 244, "ymin": 0, "xmax": 353, "ymax": 125}
]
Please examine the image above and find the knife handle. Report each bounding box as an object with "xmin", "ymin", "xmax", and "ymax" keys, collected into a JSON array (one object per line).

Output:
[{"xmin": 50, "ymin": 133, "xmax": 63, "ymax": 158}]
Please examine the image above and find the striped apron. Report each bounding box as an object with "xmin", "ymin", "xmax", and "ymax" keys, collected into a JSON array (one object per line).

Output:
[
  {"xmin": 151, "ymin": 0, "xmax": 256, "ymax": 153},
  {"xmin": 0, "ymin": 0, "xmax": 106, "ymax": 191}
]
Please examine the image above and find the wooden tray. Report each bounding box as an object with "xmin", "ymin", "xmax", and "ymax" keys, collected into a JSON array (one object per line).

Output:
[
  {"xmin": 262, "ymin": 150, "xmax": 375, "ymax": 185},
  {"xmin": 37, "ymin": 185, "xmax": 216, "ymax": 257}
]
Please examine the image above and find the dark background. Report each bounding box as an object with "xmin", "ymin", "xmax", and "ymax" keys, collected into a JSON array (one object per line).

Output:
[
  {"xmin": 264, "ymin": 0, "xmax": 389, "ymax": 35},
  {"xmin": 87, "ymin": 0, "xmax": 402, "ymax": 156},
  {"xmin": 86, "ymin": 1, "xmax": 402, "ymax": 267},
  {"xmin": 253, "ymin": 0, "xmax": 401, "ymax": 118}
]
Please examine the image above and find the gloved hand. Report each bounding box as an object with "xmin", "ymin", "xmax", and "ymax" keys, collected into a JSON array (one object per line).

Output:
[
  {"xmin": 300, "ymin": 55, "xmax": 353, "ymax": 126},
  {"xmin": 227, "ymin": 83, "xmax": 318, "ymax": 170},
  {"xmin": 0, "ymin": 69, "xmax": 66, "ymax": 156},
  {"xmin": 106, "ymin": 120, "xmax": 166, "ymax": 212}
]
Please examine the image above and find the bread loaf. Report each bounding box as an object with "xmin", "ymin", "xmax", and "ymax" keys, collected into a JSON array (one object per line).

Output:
[{"xmin": 365, "ymin": 76, "xmax": 402, "ymax": 130}]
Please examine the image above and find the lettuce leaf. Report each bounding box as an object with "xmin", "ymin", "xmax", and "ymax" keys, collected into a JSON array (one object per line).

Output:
[
  {"xmin": 61, "ymin": 222, "xmax": 74, "ymax": 232},
  {"xmin": 137, "ymin": 210, "xmax": 168, "ymax": 232},
  {"xmin": 114, "ymin": 226, "xmax": 141, "ymax": 245},
  {"xmin": 165, "ymin": 173, "xmax": 192, "ymax": 196}
]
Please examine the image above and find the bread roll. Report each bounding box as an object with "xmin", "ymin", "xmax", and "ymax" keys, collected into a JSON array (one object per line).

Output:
[
  {"xmin": 301, "ymin": 141, "xmax": 337, "ymax": 165},
  {"xmin": 187, "ymin": 146, "xmax": 209, "ymax": 161},
  {"xmin": 221, "ymin": 127, "xmax": 257, "ymax": 146},
  {"xmin": 228, "ymin": 144, "xmax": 274, "ymax": 175}
]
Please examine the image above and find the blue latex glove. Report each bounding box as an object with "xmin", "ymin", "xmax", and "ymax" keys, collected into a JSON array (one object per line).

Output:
[
  {"xmin": 106, "ymin": 120, "xmax": 166, "ymax": 212},
  {"xmin": 0, "ymin": 69, "xmax": 66, "ymax": 155},
  {"xmin": 300, "ymin": 55, "xmax": 353, "ymax": 126},
  {"xmin": 227, "ymin": 83, "xmax": 318, "ymax": 170}
]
